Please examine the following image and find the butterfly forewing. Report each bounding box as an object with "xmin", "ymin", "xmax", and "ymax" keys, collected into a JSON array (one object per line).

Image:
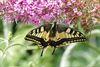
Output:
[
  {"xmin": 56, "ymin": 24, "xmax": 86, "ymax": 43},
  {"xmin": 25, "ymin": 24, "xmax": 52, "ymax": 42}
]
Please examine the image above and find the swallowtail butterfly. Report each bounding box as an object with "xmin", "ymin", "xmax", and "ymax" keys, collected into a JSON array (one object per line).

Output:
[{"xmin": 25, "ymin": 22, "xmax": 87, "ymax": 56}]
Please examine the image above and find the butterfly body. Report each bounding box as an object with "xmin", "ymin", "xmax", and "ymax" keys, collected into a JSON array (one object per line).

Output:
[{"xmin": 25, "ymin": 22, "xmax": 87, "ymax": 56}]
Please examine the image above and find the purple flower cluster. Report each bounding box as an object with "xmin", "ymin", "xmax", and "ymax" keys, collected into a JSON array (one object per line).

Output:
[
  {"xmin": 0, "ymin": 0, "xmax": 62, "ymax": 25},
  {"xmin": 62, "ymin": 0, "xmax": 84, "ymax": 25},
  {"xmin": 0, "ymin": 0, "xmax": 99, "ymax": 27}
]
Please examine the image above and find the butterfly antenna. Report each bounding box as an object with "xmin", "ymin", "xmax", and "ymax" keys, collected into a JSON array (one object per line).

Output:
[
  {"xmin": 41, "ymin": 47, "xmax": 44, "ymax": 56},
  {"xmin": 52, "ymin": 47, "xmax": 56, "ymax": 55}
]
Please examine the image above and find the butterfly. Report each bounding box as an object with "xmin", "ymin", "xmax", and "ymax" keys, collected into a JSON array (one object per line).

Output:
[{"xmin": 25, "ymin": 22, "xmax": 87, "ymax": 56}]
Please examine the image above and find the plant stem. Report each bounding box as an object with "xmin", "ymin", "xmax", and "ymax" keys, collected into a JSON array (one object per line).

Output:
[
  {"xmin": 88, "ymin": 42, "xmax": 100, "ymax": 54},
  {"xmin": 87, "ymin": 55, "xmax": 100, "ymax": 67},
  {"xmin": 3, "ymin": 20, "xmax": 9, "ymax": 47},
  {"xmin": 60, "ymin": 43, "xmax": 77, "ymax": 67}
]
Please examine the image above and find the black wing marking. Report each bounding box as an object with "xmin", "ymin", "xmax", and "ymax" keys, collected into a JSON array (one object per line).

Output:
[
  {"xmin": 56, "ymin": 37, "xmax": 87, "ymax": 46},
  {"xmin": 25, "ymin": 34, "xmax": 48, "ymax": 48},
  {"xmin": 34, "ymin": 24, "xmax": 52, "ymax": 33}
]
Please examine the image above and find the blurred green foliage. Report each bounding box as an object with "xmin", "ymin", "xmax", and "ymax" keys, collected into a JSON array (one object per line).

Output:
[
  {"xmin": 0, "ymin": 20, "xmax": 100, "ymax": 67},
  {"xmin": 0, "ymin": 19, "xmax": 3, "ymax": 34}
]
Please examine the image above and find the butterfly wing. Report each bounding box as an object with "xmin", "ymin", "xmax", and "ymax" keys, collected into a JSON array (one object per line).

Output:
[
  {"xmin": 25, "ymin": 24, "xmax": 52, "ymax": 47},
  {"xmin": 54, "ymin": 24, "xmax": 87, "ymax": 47}
]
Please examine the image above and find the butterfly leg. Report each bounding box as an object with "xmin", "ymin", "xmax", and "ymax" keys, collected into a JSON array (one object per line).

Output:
[
  {"xmin": 52, "ymin": 47, "xmax": 56, "ymax": 55},
  {"xmin": 41, "ymin": 47, "xmax": 45, "ymax": 56}
]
